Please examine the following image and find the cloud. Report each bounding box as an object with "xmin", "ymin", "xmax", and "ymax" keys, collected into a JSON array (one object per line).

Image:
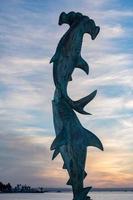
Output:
[
  {"xmin": 101, "ymin": 24, "xmax": 125, "ymax": 38},
  {"xmin": 0, "ymin": 133, "xmax": 53, "ymax": 186},
  {"xmin": 125, "ymin": 100, "xmax": 133, "ymax": 110},
  {"xmin": 103, "ymin": 9, "xmax": 133, "ymax": 18}
]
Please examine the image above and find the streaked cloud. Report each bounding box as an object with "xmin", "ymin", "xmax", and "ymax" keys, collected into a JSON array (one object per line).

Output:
[{"xmin": 101, "ymin": 24, "xmax": 125, "ymax": 38}]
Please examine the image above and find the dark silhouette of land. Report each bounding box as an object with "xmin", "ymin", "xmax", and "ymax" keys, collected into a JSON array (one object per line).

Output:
[
  {"xmin": 0, "ymin": 182, "xmax": 133, "ymax": 193},
  {"xmin": 0, "ymin": 182, "xmax": 12, "ymax": 193}
]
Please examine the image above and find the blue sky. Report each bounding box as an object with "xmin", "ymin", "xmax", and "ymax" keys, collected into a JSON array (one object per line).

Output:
[{"xmin": 0, "ymin": 0, "xmax": 133, "ymax": 188}]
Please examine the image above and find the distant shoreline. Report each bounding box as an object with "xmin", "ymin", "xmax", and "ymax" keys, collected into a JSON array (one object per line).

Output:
[
  {"xmin": 0, "ymin": 188, "xmax": 133, "ymax": 193},
  {"xmin": 39, "ymin": 187, "xmax": 133, "ymax": 192}
]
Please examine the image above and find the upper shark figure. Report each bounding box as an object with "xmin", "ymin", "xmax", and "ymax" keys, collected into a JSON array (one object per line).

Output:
[{"xmin": 50, "ymin": 11, "xmax": 100, "ymax": 114}]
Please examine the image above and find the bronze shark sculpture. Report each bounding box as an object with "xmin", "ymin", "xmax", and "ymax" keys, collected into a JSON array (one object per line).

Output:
[{"xmin": 50, "ymin": 11, "xmax": 104, "ymax": 200}]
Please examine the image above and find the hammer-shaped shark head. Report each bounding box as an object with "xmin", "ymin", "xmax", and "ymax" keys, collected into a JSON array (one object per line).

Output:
[
  {"xmin": 85, "ymin": 18, "xmax": 100, "ymax": 40},
  {"xmin": 58, "ymin": 11, "xmax": 100, "ymax": 40},
  {"xmin": 58, "ymin": 11, "xmax": 81, "ymax": 26}
]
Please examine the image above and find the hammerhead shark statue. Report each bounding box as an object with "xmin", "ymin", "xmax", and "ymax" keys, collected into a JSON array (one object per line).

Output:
[
  {"xmin": 50, "ymin": 11, "xmax": 103, "ymax": 200},
  {"xmin": 50, "ymin": 11, "xmax": 100, "ymax": 114}
]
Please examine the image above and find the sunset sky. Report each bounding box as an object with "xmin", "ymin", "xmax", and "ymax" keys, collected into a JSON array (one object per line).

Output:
[{"xmin": 0, "ymin": 0, "xmax": 133, "ymax": 188}]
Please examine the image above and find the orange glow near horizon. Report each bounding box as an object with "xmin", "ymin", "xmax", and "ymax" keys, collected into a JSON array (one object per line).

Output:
[{"xmin": 35, "ymin": 136, "xmax": 133, "ymax": 188}]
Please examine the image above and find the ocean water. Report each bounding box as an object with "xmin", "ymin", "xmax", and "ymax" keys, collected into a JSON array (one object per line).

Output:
[{"xmin": 0, "ymin": 192, "xmax": 132, "ymax": 200}]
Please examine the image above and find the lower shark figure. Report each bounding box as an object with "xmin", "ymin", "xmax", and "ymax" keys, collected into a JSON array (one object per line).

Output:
[{"xmin": 51, "ymin": 89, "xmax": 103, "ymax": 200}]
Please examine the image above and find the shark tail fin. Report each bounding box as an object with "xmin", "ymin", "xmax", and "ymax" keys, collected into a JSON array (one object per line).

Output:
[
  {"xmin": 70, "ymin": 90, "xmax": 97, "ymax": 115},
  {"xmin": 77, "ymin": 187, "xmax": 92, "ymax": 200}
]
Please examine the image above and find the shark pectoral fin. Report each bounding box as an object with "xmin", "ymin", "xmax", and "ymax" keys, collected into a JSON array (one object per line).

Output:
[
  {"xmin": 52, "ymin": 148, "xmax": 60, "ymax": 160},
  {"xmin": 76, "ymin": 56, "xmax": 89, "ymax": 74},
  {"xmin": 50, "ymin": 130, "xmax": 66, "ymax": 150},
  {"xmin": 83, "ymin": 128, "xmax": 104, "ymax": 151},
  {"xmin": 73, "ymin": 90, "xmax": 97, "ymax": 115}
]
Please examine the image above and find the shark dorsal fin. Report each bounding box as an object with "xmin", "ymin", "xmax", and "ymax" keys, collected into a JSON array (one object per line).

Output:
[{"xmin": 50, "ymin": 53, "xmax": 58, "ymax": 63}]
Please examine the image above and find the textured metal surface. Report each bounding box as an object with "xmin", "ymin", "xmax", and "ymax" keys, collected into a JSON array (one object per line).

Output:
[{"xmin": 50, "ymin": 11, "xmax": 103, "ymax": 200}]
